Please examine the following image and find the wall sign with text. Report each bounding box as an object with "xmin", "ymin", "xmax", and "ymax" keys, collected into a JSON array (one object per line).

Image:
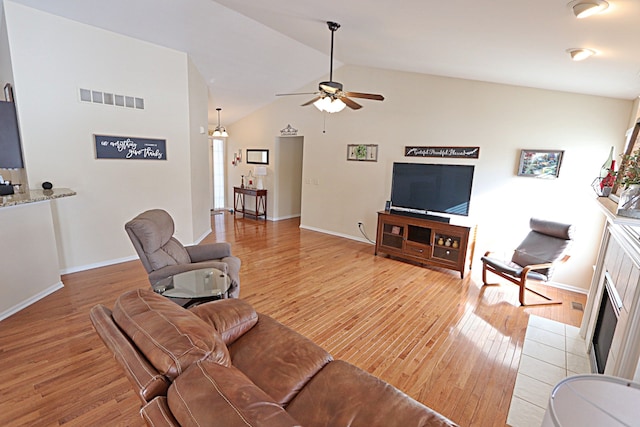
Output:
[
  {"xmin": 94, "ymin": 134, "xmax": 167, "ymax": 160},
  {"xmin": 404, "ymin": 146, "xmax": 480, "ymax": 159}
]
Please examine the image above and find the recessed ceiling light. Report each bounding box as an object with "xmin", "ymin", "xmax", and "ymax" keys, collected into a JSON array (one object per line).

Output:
[
  {"xmin": 568, "ymin": 0, "xmax": 609, "ymax": 18},
  {"xmin": 567, "ymin": 48, "xmax": 596, "ymax": 61}
]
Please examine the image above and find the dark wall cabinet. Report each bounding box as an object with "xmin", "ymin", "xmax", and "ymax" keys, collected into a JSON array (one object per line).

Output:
[{"xmin": 0, "ymin": 101, "xmax": 24, "ymax": 168}]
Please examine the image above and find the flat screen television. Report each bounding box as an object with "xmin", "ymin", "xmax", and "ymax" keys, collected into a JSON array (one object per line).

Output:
[{"xmin": 390, "ymin": 163, "xmax": 475, "ymax": 217}]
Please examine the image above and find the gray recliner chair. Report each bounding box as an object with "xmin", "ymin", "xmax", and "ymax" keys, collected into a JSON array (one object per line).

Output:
[
  {"xmin": 481, "ymin": 218, "xmax": 574, "ymax": 306},
  {"xmin": 125, "ymin": 209, "xmax": 241, "ymax": 298}
]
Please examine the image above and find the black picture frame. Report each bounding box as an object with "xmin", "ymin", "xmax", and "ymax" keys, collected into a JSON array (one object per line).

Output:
[{"xmin": 246, "ymin": 149, "xmax": 269, "ymax": 164}]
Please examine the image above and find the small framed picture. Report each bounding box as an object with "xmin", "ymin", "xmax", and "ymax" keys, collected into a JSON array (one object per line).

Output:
[
  {"xmin": 517, "ymin": 149, "xmax": 564, "ymax": 178},
  {"xmin": 347, "ymin": 144, "xmax": 378, "ymax": 162}
]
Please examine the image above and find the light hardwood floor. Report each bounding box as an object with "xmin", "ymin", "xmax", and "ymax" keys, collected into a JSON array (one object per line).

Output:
[{"xmin": 0, "ymin": 212, "xmax": 587, "ymax": 426}]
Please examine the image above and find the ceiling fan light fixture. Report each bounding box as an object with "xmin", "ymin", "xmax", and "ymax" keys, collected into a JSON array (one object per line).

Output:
[
  {"xmin": 567, "ymin": 48, "xmax": 596, "ymax": 61},
  {"xmin": 313, "ymin": 96, "xmax": 346, "ymax": 113},
  {"xmin": 326, "ymin": 98, "xmax": 346, "ymax": 113},
  {"xmin": 569, "ymin": 0, "xmax": 609, "ymax": 18},
  {"xmin": 212, "ymin": 107, "xmax": 228, "ymax": 138}
]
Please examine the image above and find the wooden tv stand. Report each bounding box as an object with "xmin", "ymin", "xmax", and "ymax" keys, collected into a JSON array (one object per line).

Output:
[{"xmin": 375, "ymin": 211, "xmax": 476, "ymax": 278}]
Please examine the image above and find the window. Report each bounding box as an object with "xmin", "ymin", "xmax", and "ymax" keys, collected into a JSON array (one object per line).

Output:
[{"xmin": 212, "ymin": 138, "xmax": 226, "ymax": 210}]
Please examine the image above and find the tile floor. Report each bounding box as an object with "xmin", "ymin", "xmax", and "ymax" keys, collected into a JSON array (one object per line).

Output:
[{"xmin": 507, "ymin": 315, "xmax": 592, "ymax": 427}]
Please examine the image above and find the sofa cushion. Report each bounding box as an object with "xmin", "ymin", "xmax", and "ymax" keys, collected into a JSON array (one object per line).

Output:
[
  {"xmin": 286, "ymin": 360, "xmax": 458, "ymax": 427},
  {"xmin": 189, "ymin": 298, "xmax": 258, "ymax": 345},
  {"xmin": 168, "ymin": 361, "xmax": 300, "ymax": 427},
  {"xmin": 112, "ymin": 289, "xmax": 230, "ymax": 381},
  {"xmin": 229, "ymin": 314, "xmax": 332, "ymax": 406}
]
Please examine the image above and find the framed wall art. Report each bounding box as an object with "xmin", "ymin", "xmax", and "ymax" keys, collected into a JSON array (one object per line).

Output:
[
  {"xmin": 517, "ymin": 149, "xmax": 564, "ymax": 178},
  {"xmin": 347, "ymin": 144, "xmax": 378, "ymax": 162},
  {"xmin": 94, "ymin": 134, "xmax": 166, "ymax": 160},
  {"xmin": 404, "ymin": 146, "xmax": 480, "ymax": 159}
]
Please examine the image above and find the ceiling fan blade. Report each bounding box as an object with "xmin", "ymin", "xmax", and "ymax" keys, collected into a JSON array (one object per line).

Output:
[
  {"xmin": 276, "ymin": 92, "xmax": 319, "ymax": 96},
  {"xmin": 301, "ymin": 96, "xmax": 321, "ymax": 107},
  {"xmin": 341, "ymin": 96, "xmax": 362, "ymax": 110},
  {"xmin": 344, "ymin": 92, "xmax": 384, "ymax": 101}
]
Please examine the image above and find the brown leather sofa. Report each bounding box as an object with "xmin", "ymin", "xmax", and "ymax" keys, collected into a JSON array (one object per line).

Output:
[{"xmin": 90, "ymin": 289, "xmax": 458, "ymax": 427}]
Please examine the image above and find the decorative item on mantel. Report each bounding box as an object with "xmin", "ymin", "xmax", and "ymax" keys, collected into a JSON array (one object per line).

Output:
[
  {"xmin": 592, "ymin": 146, "xmax": 616, "ymax": 197},
  {"xmin": 615, "ymin": 146, "xmax": 640, "ymax": 218},
  {"xmin": 280, "ymin": 124, "xmax": 298, "ymax": 136}
]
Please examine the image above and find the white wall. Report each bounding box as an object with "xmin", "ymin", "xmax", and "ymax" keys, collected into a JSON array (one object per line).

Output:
[
  {"xmin": 0, "ymin": 8, "xmax": 12, "ymax": 89},
  {"xmin": 187, "ymin": 56, "xmax": 213, "ymax": 242},
  {"xmin": 3, "ymin": 2, "xmax": 211, "ymax": 272},
  {"xmin": 228, "ymin": 65, "xmax": 633, "ymax": 291}
]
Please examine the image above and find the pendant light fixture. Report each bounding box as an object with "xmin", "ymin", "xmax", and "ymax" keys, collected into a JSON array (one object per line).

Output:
[{"xmin": 212, "ymin": 107, "xmax": 228, "ymax": 138}]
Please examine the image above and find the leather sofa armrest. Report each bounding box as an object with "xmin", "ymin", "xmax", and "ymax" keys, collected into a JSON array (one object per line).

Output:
[
  {"xmin": 190, "ymin": 299, "xmax": 258, "ymax": 345},
  {"xmin": 140, "ymin": 397, "xmax": 180, "ymax": 427},
  {"xmin": 186, "ymin": 242, "xmax": 232, "ymax": 262},
  {"xmin": 89, "ymin": 304, "xmax": 169, "ymax": 403}
]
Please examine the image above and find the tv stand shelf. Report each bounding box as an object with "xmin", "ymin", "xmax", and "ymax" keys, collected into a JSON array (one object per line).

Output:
[{"xmin": 375, "ymin": 211, "xmax": 476, "ymax": 278}]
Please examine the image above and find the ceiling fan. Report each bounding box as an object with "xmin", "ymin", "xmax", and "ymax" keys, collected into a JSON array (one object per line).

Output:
[{"xmin": 276, "ymin": 21, "xmax": 384, "ymax": 113}]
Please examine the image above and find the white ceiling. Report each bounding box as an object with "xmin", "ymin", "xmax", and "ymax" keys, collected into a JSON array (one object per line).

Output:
[{"xmin": 3, "ymin": 0, "xmax": 640, "ymax": 124}]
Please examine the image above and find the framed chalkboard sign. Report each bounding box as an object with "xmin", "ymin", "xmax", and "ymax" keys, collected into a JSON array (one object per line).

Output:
[{"xmin": 94, "ymin": 134, "xmax": 167, "ymax": 160}]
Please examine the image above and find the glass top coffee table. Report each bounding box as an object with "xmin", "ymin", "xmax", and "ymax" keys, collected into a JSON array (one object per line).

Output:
[{"xmin": 152, "ymin": 267, "xmax": 231, "ymax": 307}]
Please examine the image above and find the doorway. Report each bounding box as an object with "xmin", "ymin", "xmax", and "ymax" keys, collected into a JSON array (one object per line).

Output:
[{"xmin": 275, "ymin": 136, "xmax": 303, "ymax": 220}]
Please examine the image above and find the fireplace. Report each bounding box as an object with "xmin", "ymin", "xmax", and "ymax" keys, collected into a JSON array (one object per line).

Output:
[
  {"xmin": 591, "ymin": 273, "xmax": 621, "ymax": 374},
  {"xmin": 581, "ymin": 204, "xmax": 640, "ymax": 382}
]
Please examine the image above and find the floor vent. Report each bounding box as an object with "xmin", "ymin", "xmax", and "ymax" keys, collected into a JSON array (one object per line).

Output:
[{"xmin": 571, "ymin": 301, "xmax": 584, "ymax": 311}]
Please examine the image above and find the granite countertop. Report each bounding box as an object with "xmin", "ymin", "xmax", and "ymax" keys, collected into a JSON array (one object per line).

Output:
[{"xmin": 0, "ymin": 187, "xmax": 76, "ymax": 208}]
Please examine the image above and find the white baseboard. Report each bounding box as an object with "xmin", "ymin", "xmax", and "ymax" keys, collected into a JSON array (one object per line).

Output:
[
  {"xmin": 194, "ymin": 228, "xmax": 212, "ymax": 244},
  {"xmin": 272, "ymin": 214, "xmax": 301, "ymax": 221},
  {"xmin": 60, "ymin": 255, "xmax": 138, "ymax": 275},
  {"xmin": 299, "ymin": 224, "xmax": 373, "ymax": 245},
  {"xmin": 545, "ymin": 280, "xmax": 589, "ymax": 295},
  {"xmin": 0, "ymin": 281, "xmax": 64, "ymax": 321}
]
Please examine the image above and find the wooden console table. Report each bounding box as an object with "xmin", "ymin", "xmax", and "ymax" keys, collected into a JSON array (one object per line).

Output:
[{"xmin": 233, "ymin": 187, "xmax": 267, "ymax": 220}]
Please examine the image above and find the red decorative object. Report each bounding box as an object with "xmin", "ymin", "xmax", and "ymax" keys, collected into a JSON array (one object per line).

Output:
[{"xmin": 601, "ymin": 160, "xmax": 616, "ymax": 189}]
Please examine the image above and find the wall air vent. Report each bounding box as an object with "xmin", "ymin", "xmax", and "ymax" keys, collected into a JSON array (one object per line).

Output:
[{"xmin": 79, "ymin": 88, "xmax": 144, "ymax": 110}]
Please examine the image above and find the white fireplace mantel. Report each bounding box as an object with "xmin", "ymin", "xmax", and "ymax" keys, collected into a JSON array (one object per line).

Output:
[{"xmin": 581, "ymin": 196, "xmax": 640, "ymax": 381}]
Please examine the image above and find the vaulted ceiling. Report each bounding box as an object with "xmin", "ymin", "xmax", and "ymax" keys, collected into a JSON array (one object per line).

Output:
[{"xmin": 3, "ymin": 0, "xmax": 640, "ymax": 124}]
